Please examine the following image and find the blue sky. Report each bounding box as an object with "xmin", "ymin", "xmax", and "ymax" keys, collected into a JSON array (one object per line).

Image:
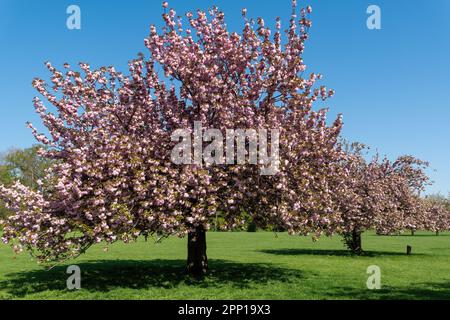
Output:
[{"xmin": 0, "ymin": 0, "xmax": 449, "ymax": 194}]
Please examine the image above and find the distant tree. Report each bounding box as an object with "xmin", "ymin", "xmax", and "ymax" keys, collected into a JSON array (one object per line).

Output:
[
  {"xmin": 2, "ymin": 145, "xmax": 51, "ymax": 190},
  {"xmin": 0, "ymin": 145, "xmax": 51, "ymax": 219},
  {"xmin": 0, "ymin": 163, "xmax": 13, "ymax": 219},
  {"xmin": 426, "ymin": 193, "xmax": 450, "ymax": 209},
  {"xmin": 421, "ymin": 195, "xmax": 450, "ymax": 235},
  {"xmin": 0, "ymin": 164, "xmax": 13, "ymax": 185},
  {"xmin": 334, "ymin": 143, "xmax": 430, "ymax": 254}
]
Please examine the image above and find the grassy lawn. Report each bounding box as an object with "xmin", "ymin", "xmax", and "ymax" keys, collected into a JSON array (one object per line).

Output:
[{"xmin": 0, "ymin": 231, "xmax": 449, "ymax": 300}]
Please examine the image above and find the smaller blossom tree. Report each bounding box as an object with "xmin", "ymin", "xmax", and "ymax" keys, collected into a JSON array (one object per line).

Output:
[
  {"xmin": 420, "ymin": 197, "xmax": 450, "ymax": 236},
  {"xmin": 334, "ymin": 143, "xmax": 431, "ymax": 254}
]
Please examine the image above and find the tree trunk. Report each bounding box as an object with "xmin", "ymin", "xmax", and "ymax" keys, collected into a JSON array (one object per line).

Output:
[
  {"xmin": 411, "ymin": 230, "xmax": 415, "ymax": 236},
  {"xmin": 351, "ymin": 228, "xmax": 362, "ymax": 255},
  {"xmin": 187, "ymin": 227, "xmax": 208, "ymax": 276},
  {"xmin": 343, "ymin": 228, "xmax": 363, "ymax": 255},
  {"xmin": 436, "ymin": 231, "xmax": 440, "ymax": 236}
]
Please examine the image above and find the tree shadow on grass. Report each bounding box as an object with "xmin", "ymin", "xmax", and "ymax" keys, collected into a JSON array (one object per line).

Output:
[
  {"xmin": 259, "ymin": 248, "xmax": 426, "ymax": 257},
  {"xmin": 327, "ymin": 281, "xmax": 450, "ymax": 299},
  {"xmin": 0, "ymin": 259, "xmax": 305, "ymax": 297}
]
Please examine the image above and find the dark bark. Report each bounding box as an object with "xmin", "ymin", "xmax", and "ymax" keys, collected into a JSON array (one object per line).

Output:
[
  {"xmin": 436, "ymin": 231, "xmax": 440, "ymax": 236},
  {"xmin": 406, "ymin": 245, "xmax": 412, "ymax": 255},
  {"xmin": 343, "ymin": 228, "xmax": 363, "ymax": 255},
  {"xmin": 187, "ymin": 227, "xmax": 208, "ymax": 276},
  {"xmin": 411, "ymin": 230, "xmax": 415, "ymax": 236},
  {"xmin": 350, "ymin": 228, "xmax": 362, "ymax": 255}
]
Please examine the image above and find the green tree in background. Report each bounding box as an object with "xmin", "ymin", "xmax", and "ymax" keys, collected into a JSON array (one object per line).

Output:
[
  {"xmin": 0, "ymin": 164, "xmax": 13, "ymax": 219},
  {"xmin": 2, "ymin": 145, "xmax": 51, "ymax": 189},
  {"xmin": 426, "ymin": 193, "xmax": 450, "ymax": 209},
  {"xmin": 0, "ymin": 145, "xmax": 51, "ymax": 219}
]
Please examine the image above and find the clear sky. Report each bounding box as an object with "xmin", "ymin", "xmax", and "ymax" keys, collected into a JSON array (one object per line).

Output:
[{"xmin": 0, "ymin": 0, "xmax": 449, "ymax": 194}]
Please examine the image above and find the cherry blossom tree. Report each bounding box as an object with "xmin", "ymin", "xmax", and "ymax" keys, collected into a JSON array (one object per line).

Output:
[
  {"xmin": 334, "ymin": 144, "xmax": 431, "ymax": 254},
  {"xmin": 0, "ymin": 1, "xmax": 344, "ymax": 275},
  {"xmin": 390, "ymin": 156, "xmax": 431, "ymax": 236},
  {"xmin": 420, "ymin": 197, "xmax": 450, "ymax": 235}
]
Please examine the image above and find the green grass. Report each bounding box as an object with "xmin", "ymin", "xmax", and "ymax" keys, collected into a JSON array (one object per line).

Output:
[{"xmin": 1, "ymin": 231, "xmax": 449, "ymax": 300}]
